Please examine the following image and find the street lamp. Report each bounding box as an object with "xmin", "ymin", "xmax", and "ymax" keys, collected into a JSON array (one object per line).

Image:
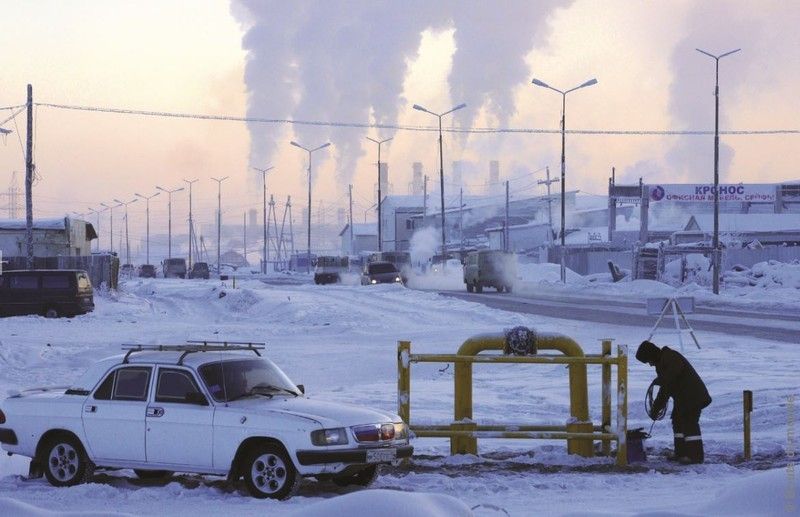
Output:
[
  {"xmin": 290, "ymin": 140, "xmax": 331, "ymax": 273},
  {"xmin": 696, "ymin": 47, "xmax": 740, "ymax": 295},
  {"xmin": 211, "ymin": 176, "xmax": 229, "ymax": 273},
  {"xmin": 412, "ymin": 102, "xmax": 466, "ymax": 268},
  {"xmin": 366, "ymin": 136, "xmax": 393, "ymax": 252},
  {"xmin": 156, "ymin": 185, "xmax": 185, "ymax": 259},
  {"xmin": 135, "ymin": 191, "xmax": 160, "ymax": 264},
  {"xmin": 183, "ymin": 178, "xmax": 199, "ymax": 268},
  {"xmin": 531, "ymin": 76, "xmax": 597, "ymax": 283},
  {"xmin": 113, "ymin": 197, "xmax": 138, "ymax": 266},
  {"xmin": 87, "ymin": 208, "xmax": 101, "ymax": 252},
  {"xmin": 100, "ymin": 202, "xmax": 121, "ymax": 254},
  {"xmin": 252, "ymin": 166, "xmax": 274, "ymax": 274}
]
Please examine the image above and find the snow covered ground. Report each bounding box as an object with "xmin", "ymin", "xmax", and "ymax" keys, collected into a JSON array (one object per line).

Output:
[{"xmin": 0, "ymin": 277, "xmax": 797, "ymax": 515}]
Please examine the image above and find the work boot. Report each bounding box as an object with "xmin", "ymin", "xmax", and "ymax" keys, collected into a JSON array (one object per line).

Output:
[
  {"xmin": 668, "ymin": 435, "xmax": 685, "ymax": 461},
  {"xmin": 682, "ymin": 436, "xmax": 704, "ymax": 464}
]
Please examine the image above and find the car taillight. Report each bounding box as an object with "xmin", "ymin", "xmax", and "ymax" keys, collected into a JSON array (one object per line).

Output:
[{"xmin": 0, "ymin": 409, "xmax": 5, "ymax": 424}]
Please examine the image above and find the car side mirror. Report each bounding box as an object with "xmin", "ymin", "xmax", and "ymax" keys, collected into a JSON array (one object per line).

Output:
[
  {"xmin": 185, "ymin": 391, "xmax": 209, "ymax": 406},
  {"xmin": 296, "ymin": 384, "xmax": 305, "ymax": 395}
]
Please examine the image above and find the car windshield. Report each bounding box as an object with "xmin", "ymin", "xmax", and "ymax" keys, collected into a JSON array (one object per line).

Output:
[
  {"xmin": 198, "ymin": 358, "xmax": 300, "ymax": 402},
  {"xmin": 369, "ymin": 263, "xmax": 397, "ymax": 274},
  {"xmin": 194, "ymin": 263, "xmax": 208, "ymax": 270}
]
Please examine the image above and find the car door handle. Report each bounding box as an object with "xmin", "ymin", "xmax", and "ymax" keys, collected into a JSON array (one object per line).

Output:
[
  {"xmin": 146, "ymin": 407, "xmax": 165, "ymax": 418},
  {"xmin": 84, "ymin": 405, "xmax": 97, "ymax": 413}
]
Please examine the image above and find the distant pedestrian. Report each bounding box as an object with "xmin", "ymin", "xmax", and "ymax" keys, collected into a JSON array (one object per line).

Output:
[{"xmin": 636, "ymin": 340, "xmax": 712, "ymax": 464}]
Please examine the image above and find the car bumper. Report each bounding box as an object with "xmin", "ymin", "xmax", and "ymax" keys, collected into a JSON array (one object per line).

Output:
[{"xmin": 296, "ymin": 445, "xmax": 413, "ymax": 466}]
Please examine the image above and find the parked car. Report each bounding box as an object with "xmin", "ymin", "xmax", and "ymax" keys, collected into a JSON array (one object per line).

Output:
[
  {"xmin": 463, "ymin": 250, "xmax": 517, "ymax": 293},
  {"xmin": 361, "ymin": 261, "xmax": 403, "ymax": 285},
  {"xmin": 120, "ymin": 264, "xmax": 135, "ymax": 277},
  {"xmin": 162, "ymin": 258, "xmax": 187, "ymax": 279},
  {"xmin": 138, "ymin": 264, "xmax": 157, "ymax": 278},
  {"xmin": 314, "ymin": 256, "xmax": 348, "ymax": 285},
  {"xmin": 188, "ymin": 262, "xmax": 210, "ymax": 279},
  {"xmin": 0, "ymin": 343, "xmax": 412, "ymax": 499},
  {"xmin": 0, "ymin": 269, "xmax": 94, "ymax": 318}
]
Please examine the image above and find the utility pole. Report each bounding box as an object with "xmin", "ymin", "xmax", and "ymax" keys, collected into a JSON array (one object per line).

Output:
[
  {"xmin": 252, "ymin": 166, "xmax": 274, "ymax": 274},
  {"xmin": 183, "ymin": 178, "xmax": 198, "ymax": 268},
  {"xmin": 243, "ymin": 212, "xmax": 247, "ymax": 265},
  {"xmin": 135, "ymin": 192, "xmax": 160, "ymax": 264},
  {"xmin": 156, "ymin": 185, "xmax": 184, "ymax": 260},
  {"xmin": 290, "ymin": 141, "xmax": 331, "ymax": 274},
  {"xmin": 100, "ymin": 202, "xmax": 119, "ymax": 254},
  {"xmin": 348, "ymin": 184, "xmax": 354, "ymax": 254},
  {"xmin": 366, "ymin": 136, "xmax": 393, "ymax": 252},
  {"xmin": 537, "ymin": 166, "xmax": 559, "ymax": 243},
  {"xmin": 211, "ymin": 176, "xmax": 229, "ymax": 273},
  {"xmin": 114, "ymin": 198, "xmax": 138, "ymax": 265},
  {"xmin": 459, "ymin": 187, "xmax": 464, "ymax": 254},
  {"xmin": 423, "ymin": 175, "xmax": 428, "ymax": 220},
  {"xmin": 505, "ymin": 181, "xmax": 510, "ymax": 252},
  {"xmin": 25, "ymin": 84, "xmax": 34, "ymax": 269}
]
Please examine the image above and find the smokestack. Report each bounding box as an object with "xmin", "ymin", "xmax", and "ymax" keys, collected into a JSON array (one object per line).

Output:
[
  {"xmin": 337, "ymin": 207, "xmax": 346, "ymax": 226},
  {"xmin": 489, "ymin": 160, "xmax": 500, "ymax": 184},
  {"xmin": 411, "ymin": 162, "xmax": 423, "ymax": 195},
  {"xmin": 248, "ymin": 208, "xmax": 257, "ymax": 228}
]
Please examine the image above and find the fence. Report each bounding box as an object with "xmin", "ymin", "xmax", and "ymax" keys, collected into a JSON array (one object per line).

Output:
[
  {"xmin": 547, "ymin": 246, "xmax": 632, "ymax": 276},
  {"xmin": 2, "ymin": 255, "xmax": 119, "ymax": 289}
]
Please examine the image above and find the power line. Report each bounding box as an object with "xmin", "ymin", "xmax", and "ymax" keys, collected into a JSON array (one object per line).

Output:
[{"xmin": 34, "ymin": 102, "xmax": 800, "ymax": 136}]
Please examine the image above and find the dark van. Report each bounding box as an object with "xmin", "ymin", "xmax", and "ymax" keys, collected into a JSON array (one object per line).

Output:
[{"xmin": 0, "ymin": 270, "xmax": 95, "ymax": 318}]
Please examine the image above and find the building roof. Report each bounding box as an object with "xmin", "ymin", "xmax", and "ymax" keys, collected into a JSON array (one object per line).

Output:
[
  {"xmin": 0, "ymin": 218, "xmax": 68, "ymax": 231},
  {"xmin": 686, "ymin": 214, "xmax": 800, "ymax": 233},
  {"xmin": 338, "ymin": 223, "xmax": 377, "ymax": 237}
]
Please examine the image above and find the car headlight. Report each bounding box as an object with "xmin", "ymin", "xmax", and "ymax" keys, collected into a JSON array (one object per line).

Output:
[
  {"xmin": 311, "ymin": 427, "xmax": 349, "ymax": 446},
  {"xmin": 371, "ymin": 279, "xmax": 377, "ymax": 284},
  {"xmin": 395, "ymin": 277, "xmax": 401, "ymax": 282},
  {"xmin": 394, "ymin": 422, "xmax": 409, "ymax": 441}
]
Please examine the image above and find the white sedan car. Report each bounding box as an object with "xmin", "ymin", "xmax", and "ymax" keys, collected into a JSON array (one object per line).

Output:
[{"xmin": 0, "ymin": 343, "xmax": 412, "ymax": 499}]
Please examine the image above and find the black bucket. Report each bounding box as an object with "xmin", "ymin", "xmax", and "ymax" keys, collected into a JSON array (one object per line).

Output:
[{"xmin": 627, "ymin": 428, "xmax": 648, "ymax": 463}]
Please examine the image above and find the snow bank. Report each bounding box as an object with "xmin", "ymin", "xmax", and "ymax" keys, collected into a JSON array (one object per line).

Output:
[
  {"xmin": 724, "ymin": 260, "xmax": 800, "ymax": 289},
  {"xmin": 0, "ymin": 497, "xmax": 132, "ymax": 516},
  {"xmin": 699, "ymin": 467, "xmax": 799, "ymax": 516},
  {"xmin": 290, "ymin": 489, "xmax": 471, "ymax": 517}
]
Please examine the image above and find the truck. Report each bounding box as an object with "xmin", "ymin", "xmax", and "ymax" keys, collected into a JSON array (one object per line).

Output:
[
  {"xmin": 463, "ymin": 250, "xmax": 517, "ymax": 293},
  {"xmin": 162, "ymin": 258, "xmax": 187, "ymax": 279},
  {"xmin": 313, "ymin": 256, "xmax": 349, "ymax": 285}
]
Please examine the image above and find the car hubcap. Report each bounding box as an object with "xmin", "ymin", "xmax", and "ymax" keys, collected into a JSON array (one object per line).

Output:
[
  {"xmin": 251, "ymin": 453, "xmax": 287, "ymax": 494},
  {"xmin": 48, "ymin": 443, "xmax": 79, "ymax": 481}
]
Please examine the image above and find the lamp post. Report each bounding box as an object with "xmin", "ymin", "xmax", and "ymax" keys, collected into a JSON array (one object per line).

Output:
[
  {"xmin": 156, "ymin": 185, "xmax": 184, "ymax": 260},
  {"xmin": 365, "ymin": 136, "xmax": 393, "ymax": 252},
  {"xmin": 252, "ymin": 166, "xmax": 274, "ymax": 274},
  {"xmin": 290, "ymin": 141, "xmax": 331, "ymax": 273},
  {"xmin": 100, "ymin": 202, "xmax": 120, "ymax": 254},
  {"xmin": 135, "ymin": 191, "xmax": 160, "ymax": 264},
  {"xmin": 531, "ymin": 76, "xmax": 597, "ymax": 283},
  {"xmin": 113, "ymin": 198, "xmax": 138, "ymax": 265},
  {"xmin": 211, "ymin": 176, "xmax": 229, "ymax": 273},
  {"xmin": 87, "ymin": 208, "xmax": 101, "ymax": 252},
  {"xmin": 183, "ymin": 178, "xmax": 198, "ymax": 268},
  {"xmin": 412, "ymin": 102, "xmax": 466, "ymax": 269},
  {"xmin": 696, "ymin": 47, "xmax": 740, "ymax": 295}
]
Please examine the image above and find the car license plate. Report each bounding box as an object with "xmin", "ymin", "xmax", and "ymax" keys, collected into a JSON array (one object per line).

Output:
[{"xmin": 366, "ymin": 448, "xmax": 396, "ymax": 463}]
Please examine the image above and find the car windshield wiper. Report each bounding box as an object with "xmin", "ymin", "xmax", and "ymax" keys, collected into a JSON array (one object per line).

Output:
[{"xmin": 250, "ymin": 383, "xmax": 299, "ymax": 397}]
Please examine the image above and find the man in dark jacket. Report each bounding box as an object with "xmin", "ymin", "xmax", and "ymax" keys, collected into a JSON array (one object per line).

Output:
[{"xmin": 636, "ymin": 340, "xmax": 712, "ymax": 464}]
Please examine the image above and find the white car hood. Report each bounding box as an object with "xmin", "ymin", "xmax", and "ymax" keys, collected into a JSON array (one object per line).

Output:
[{"xmin": 225, "ymin": 396, "xmax": 399, "ymax": 428}]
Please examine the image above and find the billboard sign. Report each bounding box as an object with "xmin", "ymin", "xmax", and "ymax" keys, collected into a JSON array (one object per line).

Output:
[{"xmin": 648, "ymin": 184, "xmax": 776, "ymax": 203}]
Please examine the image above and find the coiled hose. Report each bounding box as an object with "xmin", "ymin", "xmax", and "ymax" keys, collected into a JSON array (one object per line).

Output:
[{"xmin": 645, "ymin": 379, "xmax": 667, "ymax": 437}]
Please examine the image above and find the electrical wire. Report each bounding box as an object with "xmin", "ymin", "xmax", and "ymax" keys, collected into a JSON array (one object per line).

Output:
[{"xmin": 34, "ymin": 102, "xmax": 800, "ymax": 136}]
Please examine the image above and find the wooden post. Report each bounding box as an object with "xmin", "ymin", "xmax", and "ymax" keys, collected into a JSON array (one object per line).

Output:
[
  {"xmin": 743, "ymin": 390, "xmax": 752, "ymax": 460},
  {"xmin": 397, "ymin": 341, "xmax": 411, "ymax": 424},
  {"xmin": 25, "ymin": 84, "xmax": 34, "ymax": 269},
  {"xmin": 616, "ymin": 345, "xmax": 628, "ymax": 467}
]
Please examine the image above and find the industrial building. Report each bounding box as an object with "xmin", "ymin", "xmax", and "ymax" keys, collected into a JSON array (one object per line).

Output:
[{"xmin": 0, "ymin": 217, "xmax": 97, "ymax": 257}]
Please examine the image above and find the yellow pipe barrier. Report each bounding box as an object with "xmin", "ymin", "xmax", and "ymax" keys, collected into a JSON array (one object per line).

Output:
[
  {"xmin": 453, "ymin": 332, "xmax": 591, "ymax": 456},
  {"xmin": 397, "ymin": 341, "xmax": 411, "ymax": 425},
  {"xmin": 616, "ymin": 345, "xmax": 628, "ymax": 467}
]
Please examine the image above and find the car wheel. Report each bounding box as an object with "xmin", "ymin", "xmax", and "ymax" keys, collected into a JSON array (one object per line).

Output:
[
  {"xmin": 475, "ymin": 282, "xmax": 483, "ymax": 293},
  {"xmin": 43, "ymin": 436, "xmax": 92, "ymax": 487},
  {"xmin": 133, "ymin": 469, "xmax": 173, "ymax": 480},
  {"xmin": 466, "ymin": 283, "xmax": 474, "ymax": 293},
  {"xmin": 497, "ymin": 285, "xmax": 504, "ymax": 292},
  {"xmin": 44, "ymin": 307, "xmax": 59, "ymax": 318},
  {"xmin": 333, "ymin": 465, "xmax": 379, "ymax": 487},
  {"xmin": 243, "ymin": 444, "xmax": 298, "ymax": 499}
]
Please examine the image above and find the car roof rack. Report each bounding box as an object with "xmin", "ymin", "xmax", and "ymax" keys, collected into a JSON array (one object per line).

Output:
[{"xmin": 121, "ymin": 341, "xmax": 266, "ymax": 365}]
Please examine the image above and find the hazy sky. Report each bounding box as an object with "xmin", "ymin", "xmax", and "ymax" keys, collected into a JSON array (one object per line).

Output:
[{"xmin": 1, "ymin": 0, "xmax": 798, "ymax": 246}]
